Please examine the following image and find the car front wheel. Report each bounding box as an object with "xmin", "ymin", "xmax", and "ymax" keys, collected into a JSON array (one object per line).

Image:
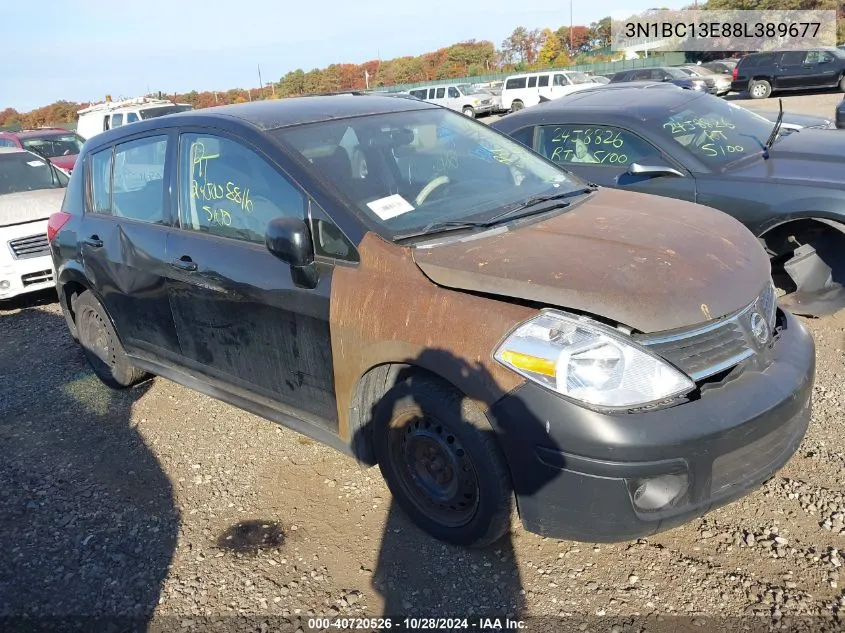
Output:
[
  {"xmin": 462, "ymin": 106, "xmax": 476, "ymax": 118},
  {"xmin": 372, "ymin": 374, "xmax": 512, "ymax": 548}
]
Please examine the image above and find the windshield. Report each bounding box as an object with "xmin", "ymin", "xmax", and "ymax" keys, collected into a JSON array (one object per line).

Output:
[
  {"xmin": 650, "ymin": 94, "xmax": 775, "ymax": 168},
  {"xmin": 0, "ymin": 152, "xmax": 67, "ymax": 195},
  {"xmin": 568, "ymin": 72, "xmax": 592, "ymax": 84},
  {"xmin": 276, "ymin": 108, "xmax": 583, "ymax": 239},
  {"xmin": 456, "ymin": 84, "xmax": 475, "ymax": 95},
  {"xmin": 664, "ymin": 67, "xmax": 691, "ymax": 80},
  {"xmin": 21, "ymin": 133, "xmax": 84, "ymax": 158},
  {"xmin": 139, "ymin": 105, "xmax": 193, "ymax": 120}
]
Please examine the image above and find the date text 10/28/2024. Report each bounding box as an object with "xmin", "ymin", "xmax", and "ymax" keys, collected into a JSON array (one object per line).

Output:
[{"xmin": 307, "ymin": 617, "xmax": 527, "ymax": 631}]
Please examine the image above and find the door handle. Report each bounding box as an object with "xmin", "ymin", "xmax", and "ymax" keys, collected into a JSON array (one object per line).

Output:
[
  {"xmin": 82, "ymin": 235, "xmax": 103, "ymax": 248},
  {"xmin": 170, "ymin": 256, "xmax": 198, "ymax": 272}
]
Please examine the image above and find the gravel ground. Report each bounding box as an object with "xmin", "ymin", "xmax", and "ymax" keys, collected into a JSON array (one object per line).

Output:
[{"xmin": 1, "ymin": 92, "xmax": 844, "ymax": 632}]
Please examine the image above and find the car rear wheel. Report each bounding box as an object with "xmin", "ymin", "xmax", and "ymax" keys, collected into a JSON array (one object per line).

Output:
[
  {"xmin": 372, "ymin": 374, "xmax": 512, "ymax": 548},
  {"xmin": 838, "ymin": 75, "xmax": 845, "ymax": 92},
  {"xmin": 462, "ymin": 106, "xmax": 476, "ymax": 118},
  {"xmin": 749, "ymin": 79, "xmax": 772, "ymax": 99},
  {"xmin": 75, "ymin": 291, "xmax": 148, "ymax": 389},
  {"xmin": 510, "ymin": 100, "xmax": 524, "ymax": 112}
]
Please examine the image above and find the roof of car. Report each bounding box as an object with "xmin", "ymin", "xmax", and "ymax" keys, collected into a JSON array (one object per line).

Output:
[
  {"xmin": 0, "ymin": 147, "xmax": 34, "ymax": 155},
  {"xmin": 160, "ymin": 94, "xmax": 438, "ymax": 131},
  {"xmin": 491, "ymin": 83, "xmax": 700, "ymax": 128},
  {"xmin": 10, "ymin": 128, "xmax": 77, "ymax": 139}
]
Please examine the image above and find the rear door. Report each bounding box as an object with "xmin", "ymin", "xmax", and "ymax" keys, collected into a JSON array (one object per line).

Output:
[
  {"xmin": 774, "ymin": 51, "xmax": 808, "ymax": 89},
  {"xmin": 531, "ymin": 123, "xmax": 697, "ymax": 202},
  {"xmin": 80, "ymin": 132, "xmax": 182, "ymax": 361},
  {"xmin": 164, "ymin": 129, "xmax": 338, "ymax": 427}
]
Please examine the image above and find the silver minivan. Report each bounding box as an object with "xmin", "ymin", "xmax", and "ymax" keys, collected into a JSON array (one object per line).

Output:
[{"xmin": 407, "ymin": 84, "xmax": 494, "ymax": 118}]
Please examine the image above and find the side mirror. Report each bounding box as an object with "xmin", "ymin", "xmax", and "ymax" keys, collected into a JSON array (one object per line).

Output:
[
  {"xmin": 627, "ymin": 163, "xmax": 685, "ymax": 178},
  {"xmin": 266, "ymin": 217, "xmax": 314, "ymax": 267}
]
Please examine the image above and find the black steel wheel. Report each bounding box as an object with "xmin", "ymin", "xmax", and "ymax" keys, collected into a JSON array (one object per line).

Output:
[
  {"xmin": 75, "ymin": 291, "xmax": 147, "ymax": 389},
  {"xmin": 372, "ymin": 374, "xmax": 512, "ymax": 548}
]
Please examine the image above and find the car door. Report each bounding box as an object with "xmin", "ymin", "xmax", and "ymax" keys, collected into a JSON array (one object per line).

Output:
[
  {"xmin": 80, "ymin": 132, "xmax": 182, "ymax": 361},
  {"xmin": 774, "ymin": 51, "xmax": 808, "ymax": 89},
  {"xmin": 164, "ymin": 130, "xmax": 337, "ymax": 427},
  {"xmin": 802, "ymin": 50, "xmax": 840, "ymax": 87},
  {"xmin": 529, "ymin": 123, "xmax": 697, "ymax": 202}
]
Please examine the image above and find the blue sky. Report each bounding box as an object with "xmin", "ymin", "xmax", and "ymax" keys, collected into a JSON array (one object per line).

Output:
[{"xmin": 4, "ymin": 0, "xmax": 686, "ymax": 111}]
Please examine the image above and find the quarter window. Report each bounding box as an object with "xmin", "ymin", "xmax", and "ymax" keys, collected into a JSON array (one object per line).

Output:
[
  {"xmin": 111, "ymin": 135, "xmax": 167, "ymax": 223},
  {"xmin": 537, "ymin": 124, "xmax": 657, "ymax": 166},
  {"xmin": 527, "ymin": 76, "xmax": 538, "ymax": 88},
  {"xmin": 179, "ymin": 133, "xmax": 305, "ymax": 244},
  {"xmin": 111, "ymin": 113, "xmax": 124, "ymax": 127},
  {"xmin": 90, "ymin": 148, "xmax": 113, "ymax": 214},
  {"xmin": 538, "ymin": 75, "xmax": 549, "ymax": 87},
  {"xmin": 126, "ymin": 112, "xmax": 139, "ymax": 123},
  {"xmin": 505, "ymin": 77, "xmax": 527, "ymax": 89}
]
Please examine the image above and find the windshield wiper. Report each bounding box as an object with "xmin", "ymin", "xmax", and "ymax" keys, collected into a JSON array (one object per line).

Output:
[
  {"xmin": 393, "ymin": 220, "xmax": 495, "ymax": 242},
  {"xmin": 486, "ymin": 185, "xmax": 597, "ymax": 224},
  {"xmin": 763, "ymin": 98, "xmax": 784, "ymax": 157}
]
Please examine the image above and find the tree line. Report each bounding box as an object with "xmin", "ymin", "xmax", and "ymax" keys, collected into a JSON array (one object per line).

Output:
[{"xmin": 2, "ymin": 0, "xmax": 843, "ymax": 129}]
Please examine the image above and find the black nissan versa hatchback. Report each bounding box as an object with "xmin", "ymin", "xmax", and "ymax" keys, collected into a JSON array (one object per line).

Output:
[{"xmin": 48, "ymin": 95, "xmax": 814, "ymax": 547}]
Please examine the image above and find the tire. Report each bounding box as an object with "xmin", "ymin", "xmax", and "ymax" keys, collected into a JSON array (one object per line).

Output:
[
  {"xmin": 510, "ymin": 100, "xmax": 524, "ymax": 112},
  {"xmin": 462, "ymin": 106, "xmax": 475, "ymax": 118},
  {"xmin": 74, "ymin": 290, "xmax": 148, "ymax": 389},
  {"xmin": 839, "ymin": 75, "xmax": 845, "ymax": 93},
  {"xmin": 749, "ymin": 79, "xmax": 772, "ymax": 99},
  {"xmin": 372, "ymin": 374, "xmax": 512, "ymax": 548}
]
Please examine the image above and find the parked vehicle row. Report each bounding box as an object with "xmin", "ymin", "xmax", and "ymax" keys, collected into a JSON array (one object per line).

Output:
[
  {"xmin": 44, "ymin": 93, "xmax": 816, "ymax": 549},
  {"xmin": 0, "ymin": 127, "xmax": 85, "ymax": 174},
  {"xmin": 731, "ymin": 47, "xmax": 845, "ymax": 99}
]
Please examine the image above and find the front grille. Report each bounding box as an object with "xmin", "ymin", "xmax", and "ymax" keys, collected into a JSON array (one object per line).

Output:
[
  {"xmin": 21, "ymin": 269, "xmax": 53, "ymax": 287},
  {"xmin": 639, "ymin": 282, "xmax": 778, "ymax": 381},
  {"xmin": 8, "ymin": 234, "xmax": 50, "ymax": 260},
  {"xmin": 711, "ymin": 407, "xmax": 808, "ymax": 495}
]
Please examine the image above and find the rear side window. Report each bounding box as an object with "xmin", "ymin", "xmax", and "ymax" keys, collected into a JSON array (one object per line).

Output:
[
  {"xmin": 0, "ymin": 139, "xmax": 16, "ymax": 147},
  {"xmin": 435, "ymin": 87, "xmax": 445, "ymax": 99},
  {"xmin": 111, "ymin": 113, "xmax": 124, "ymax": 128},
  {"xmin": 126, "ymin": 112, "xmax": 139, "ymax": 123},
  {"xmin": 779, "ymin": 51, "xmax": 805, "ymax": 66},
  {"xmin": 528, "ymin": 76, "xmax": 538, "ymax": 88},
  {"xmin": 538, "ymin": 75, "xmax": 549, "ymax": 87},
  {"xmin": 90, "ymin": 148, "xmax": 113, "ymax": 214},
  {"xmin": 506, "ymin": 77, "xmax": 527, "ymax": 89},
  {"xmin": 741, "ymin": 53, "xmax": 775, "ymax": 68},
  {"xmin": 179, "ymin": 133, "xmax": 305, "ymax": 244}
]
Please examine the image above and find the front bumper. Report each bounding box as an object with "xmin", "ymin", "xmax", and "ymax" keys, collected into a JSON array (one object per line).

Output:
[
  {"xmin": 486, "ymin": 309, "xmax": 814, "ymax": 542},
  {"xmin": 0, "ymin": 256, "xmax": 55, "ymax": 300}
]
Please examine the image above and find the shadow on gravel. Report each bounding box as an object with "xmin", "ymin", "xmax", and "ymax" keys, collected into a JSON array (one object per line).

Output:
[
  {"xmin": 0, "ymin": 294, "xmax": 178, "ymax": 629},
  {"xmin": 355, "ymin": 348, "xmax": 562, "ymax": 623}
]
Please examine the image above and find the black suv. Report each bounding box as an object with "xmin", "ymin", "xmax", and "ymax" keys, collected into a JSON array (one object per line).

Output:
[
  {"xmin": 609, "ymin": 67, "xmax": 707, "ymax": 92},
  {"xmin": 731, "ymin": 47, "xmax": 845, "ymax": 99}
]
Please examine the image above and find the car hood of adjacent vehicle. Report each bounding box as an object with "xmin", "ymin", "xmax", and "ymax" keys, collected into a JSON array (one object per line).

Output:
[
  {"xmin": 412, "ymin": 187, "xmax": 771, "ymax": 334},
  {"xmin": 49, "ymin": 154, "xmax": 78, "ymax": 172},
  {"xmin": 0, "ymin": 188, "xmax": 66, "ymax": 227},
  {"xmin": 727, "ymin": 129, "xmax": 845, "ymax": 187}
]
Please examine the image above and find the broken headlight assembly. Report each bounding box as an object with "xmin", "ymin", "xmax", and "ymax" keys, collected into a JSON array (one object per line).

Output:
[{"xmin": 494, "ymin": 310, "xmax": 695, "ymax": 409}]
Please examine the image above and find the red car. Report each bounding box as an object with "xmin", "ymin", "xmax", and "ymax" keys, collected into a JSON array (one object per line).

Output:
[{"xmin": 0, "ymin": 128, "xmax": 85, "ymax": 174}]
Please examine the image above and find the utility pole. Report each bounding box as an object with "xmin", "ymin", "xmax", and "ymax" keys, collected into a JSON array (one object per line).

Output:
[
  {"xmin": 258, "ymin": 64, "xmax": 265, "ymax": 98},
  {"xmin": 570, "ymin": 0, "xmax": 574, "ymax": 51}
]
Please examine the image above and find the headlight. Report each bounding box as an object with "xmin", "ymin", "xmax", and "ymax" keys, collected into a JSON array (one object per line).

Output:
[
  {"xmin": 472, "ymin": 98, "xmax": 480, "ymax": 105},
  {"xmin": 494, "ymin": 311, "xmax": 695, "ymax": 408}
]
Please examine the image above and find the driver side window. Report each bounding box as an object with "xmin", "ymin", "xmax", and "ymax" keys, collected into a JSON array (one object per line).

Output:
[
  {"xmin": 178, "ymin": 133, "xmax": 305, "ymax": 244},
  {"xmin": 536, "ymin": 124, "xmax": 659, "ymax": 167}
]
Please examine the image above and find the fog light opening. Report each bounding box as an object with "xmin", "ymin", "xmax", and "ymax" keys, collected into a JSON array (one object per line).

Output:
[
  {"xmin": 631, "ymin": 473, "xmax": 688, "ymax": 512},
  {"xmin": 0, "ymin": 280, "xmax": 10, "ymax": 290}
]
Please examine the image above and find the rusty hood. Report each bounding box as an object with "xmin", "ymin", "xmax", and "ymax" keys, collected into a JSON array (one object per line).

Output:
[{"xmin": 412, "ymin": 187, "xmax": 771, "ymax": 334}]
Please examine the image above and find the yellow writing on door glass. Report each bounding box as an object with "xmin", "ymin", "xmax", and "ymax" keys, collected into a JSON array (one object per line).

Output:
[
  {"xmin": 550, "ymin": 128, "xmax": 624, "ymax": 149},
  {"xmin": 202, "ymin": 205, "xmax": 233, "ymax": 227},
  {"xmin": 189, "ymin": 141, "xmax": 253, "ymax": 216}
]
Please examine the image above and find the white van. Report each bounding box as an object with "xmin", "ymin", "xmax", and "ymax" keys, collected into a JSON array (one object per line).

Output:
[
  {"xmin": 407, "ymin": 84, "xmax": 494, "ymax": 118},
  {"xmin": 76, "ymin": 97, "xmax": 193, "ymax": 140},
  {"xmin": 500, "ymin": 70, "xmax": 596, "ymax": 112}
]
